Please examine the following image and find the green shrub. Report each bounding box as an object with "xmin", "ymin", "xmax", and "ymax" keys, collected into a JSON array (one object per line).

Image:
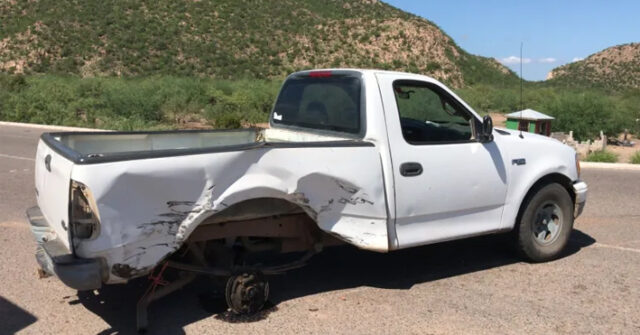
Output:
[
  {"xmin": 426, "ymin": 62, "xmax": 442, "ymax": 72},
  {"xmin": 0, "ymin": 75, "xmax": 281, "ymax": 131},
  {"xmin": 456, "ymin": 84, "xmax": 635, "ymax": 141},
  {"xmin": 631, "ymin": 151, "xmax": 640, "ymax": 164},
  {"xmin": 0, "ymin": 73, "xmax": 637, "ymax": 137},
  {"xmin": 542, "ymin": 92, "xmax": 626, "ymax": 141},
  {"xmin": 585, "ymin": 150, "xmax": 618, "ymax": 163}
]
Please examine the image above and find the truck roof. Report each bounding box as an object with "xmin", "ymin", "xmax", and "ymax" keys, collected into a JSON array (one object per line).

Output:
[{"xmin": 291, "ymin": 68, "xmax": 440, "ymax": 81}]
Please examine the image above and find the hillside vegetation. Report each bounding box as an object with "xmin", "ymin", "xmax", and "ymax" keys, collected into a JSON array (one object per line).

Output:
[
  {"xmin": 548, "ymin": 43, "xmax": 640, "ymax": 90},
  {"xmin": 0, "ymin": 75, "xmax": 280, "ymax": 130},
  {"xmin": 0, "ymin": 1, "xmax": 638, "ymax": 140},
  {"xmin": 0, "ymin": 0, "xmax": 516, "ymax": 88}
]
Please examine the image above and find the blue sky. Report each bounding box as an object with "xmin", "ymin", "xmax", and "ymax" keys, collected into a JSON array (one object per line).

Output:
[{"xmin": 384, "ymin": 0, "xmax": 640, "ymax": 81}]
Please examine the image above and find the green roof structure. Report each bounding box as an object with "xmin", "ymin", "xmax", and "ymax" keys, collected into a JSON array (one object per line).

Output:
[{"xmin": 505, "ymin": 109, "xmax": 554, "ymax": 136}]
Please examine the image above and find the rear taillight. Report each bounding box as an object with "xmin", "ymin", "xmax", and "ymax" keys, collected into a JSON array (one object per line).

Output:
[{"xmin": 70, "ymin": 181, "xmax": 100, "ymax": 240}]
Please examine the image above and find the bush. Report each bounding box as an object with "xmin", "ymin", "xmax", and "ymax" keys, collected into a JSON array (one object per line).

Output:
[
  {"xmin": 0, "ymin": 75, "xmax": 281, "ymax": 130},
  {"xmin": 456, "ymin": 85, "xmax": 635, "ymax": 141},
  {"xmin": 631, "ymin": 151, "xmax": 640, "ymax": 164},
  {"xmin": 585, "ymin": 150, "xmax": 618, "ymax": 163},
  {"xmin": 0, "ymin": 74, "xmax": 637, "ymax": 137},
  {"xmin": 542, "ymin": 92, "xmax": 626, "ymax": 141}
]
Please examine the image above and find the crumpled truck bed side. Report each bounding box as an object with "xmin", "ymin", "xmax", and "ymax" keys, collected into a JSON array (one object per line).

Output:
[{"xmin": 70, "ymin": 144, "xmax": 389, "ymax": 283}]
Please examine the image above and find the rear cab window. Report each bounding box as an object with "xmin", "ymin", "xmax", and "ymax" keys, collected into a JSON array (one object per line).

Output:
[{"xmin": 271, "ymin": 71, "xmax": 364, "ymax": 136}]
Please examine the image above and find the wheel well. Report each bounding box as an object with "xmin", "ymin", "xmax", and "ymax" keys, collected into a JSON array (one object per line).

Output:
[
  {"xmin": 187, "ymin": 197, "xmax": 343, "ymax": 253},
  {"xmin": 529, "ymin": 173, "xmax": 574, "ymax": 203},
  {"xmin": 202, "ymin": 197, "xmax": 306, "ymax": 225},
  {"xmin": 515, "ymin": 173, "xmax": 575, "ymax": 229}
]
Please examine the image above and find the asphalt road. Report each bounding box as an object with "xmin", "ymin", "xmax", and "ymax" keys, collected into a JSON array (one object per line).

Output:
[{"xmin": 1, "ymin": 123, "xmax": 639, "ymax": 335}]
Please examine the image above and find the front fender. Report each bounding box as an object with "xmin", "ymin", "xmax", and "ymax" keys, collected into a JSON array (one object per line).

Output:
[{"xmin": 499, "ymin": 136, "xmax": 578, "ymax": 230}]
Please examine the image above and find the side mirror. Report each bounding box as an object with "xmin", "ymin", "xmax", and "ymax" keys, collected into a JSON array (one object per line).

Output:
[{"xmin": 479, "ymin": 115, "xmax": 494, "ymax": 143}]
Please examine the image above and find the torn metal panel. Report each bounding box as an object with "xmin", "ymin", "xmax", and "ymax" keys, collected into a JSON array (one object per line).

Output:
[{"xmin": 70, "ymin": 145, "xmax": 388, "ymax": 283}]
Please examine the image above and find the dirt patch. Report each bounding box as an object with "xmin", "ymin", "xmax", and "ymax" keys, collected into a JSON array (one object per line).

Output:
[
  {"xmin": 0, "ymin": 221, "xmax": 27, "ymax": 229},
  {"xmin": 607, "ymin": 134, "xmax": 640, "ymax": 163},
  {"xmin": 489, "ymin": 112, "xmax": 507, "ymax": 128}
]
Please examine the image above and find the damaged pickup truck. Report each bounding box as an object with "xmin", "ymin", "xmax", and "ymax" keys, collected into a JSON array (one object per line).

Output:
[{"xmin": 28, "ymin": 69, "xmax": 587, "ymax": 330}]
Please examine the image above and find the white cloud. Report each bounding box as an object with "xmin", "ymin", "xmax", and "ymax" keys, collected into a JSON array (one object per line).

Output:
[
  {"xmin": 538, "ymin": 57, "xmax": 557, "ymax": 63},
  {"xmin": 500, "ymin": 56, "xmax": 532, "ymax": 64},
  {"xmin": 572, "ymin": 57, "xmax": 584, "ymax": 62}
]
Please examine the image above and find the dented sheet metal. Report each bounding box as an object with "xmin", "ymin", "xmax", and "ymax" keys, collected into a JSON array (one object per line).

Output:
[{"xmin": 70, "ymin": 144, "xmax": 388, "ymax": 283}]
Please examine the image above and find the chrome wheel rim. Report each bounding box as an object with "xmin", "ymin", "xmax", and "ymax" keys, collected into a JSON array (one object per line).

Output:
[{"xmin": 533, "ymin": 201, "xmax": 563, "ymax": 245}]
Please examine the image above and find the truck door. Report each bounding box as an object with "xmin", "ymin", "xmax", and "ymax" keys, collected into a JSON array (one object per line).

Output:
[{"xmin": 376, "ymin": 73, "xmax": 509, "ymax": 249}]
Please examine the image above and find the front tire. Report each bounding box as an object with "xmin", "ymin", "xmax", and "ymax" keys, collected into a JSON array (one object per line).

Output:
[{"xmin": 516, "ymin": 183, "xmax": 574, "ymax": 262}]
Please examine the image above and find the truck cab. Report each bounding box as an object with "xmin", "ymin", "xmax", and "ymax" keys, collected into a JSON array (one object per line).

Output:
[{"xmin": 270, "ymin": 69, "xmax": 586, "ymax": 249}]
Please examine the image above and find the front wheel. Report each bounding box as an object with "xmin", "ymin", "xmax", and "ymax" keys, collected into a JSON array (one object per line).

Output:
[{"xmin": 516, "ymin": 183, "xmax": 574, "ymax": 262}]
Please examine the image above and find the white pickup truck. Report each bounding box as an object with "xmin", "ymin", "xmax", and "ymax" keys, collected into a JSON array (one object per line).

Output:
[{"xmin": 28, "ymin": 69, "xmax": 587, "ymax": 328}]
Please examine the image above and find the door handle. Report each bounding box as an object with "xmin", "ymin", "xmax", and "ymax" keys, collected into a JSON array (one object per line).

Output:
[
  {"xmin": 400, "ymin": 162, "xmax": 422, "ymax": 177},
  {"xmin": 44, "ymin": 154, "xmax": 52, "ymax": 172}
]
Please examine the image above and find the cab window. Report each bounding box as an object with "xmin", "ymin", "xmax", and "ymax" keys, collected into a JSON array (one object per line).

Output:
[
  {"xmin": 272, "ymin": 75, "xmax": 361, "ymax": 134},
  {"xmin": 393, "ymin": 81, "xmax": 475, "ymax": 144}
]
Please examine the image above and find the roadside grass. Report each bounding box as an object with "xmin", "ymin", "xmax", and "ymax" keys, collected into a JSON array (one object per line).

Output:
[
  {"xmin": 585, "ymin": 150, "xmax": 618, "ymax": 163},
  {"xmin": 456, "ymin": 84, "xmax": 640, "ymax": 141},
  {"xmin": 1, "ymin": 74, "xmax": 639, "ymax": 138},
  {"xmin": 0, "ymin": 75, "xmax": 281, "ymax": 130},
  {"xmin": 631, "ymin": 151, "xmax": 640, "ymax": 164}
]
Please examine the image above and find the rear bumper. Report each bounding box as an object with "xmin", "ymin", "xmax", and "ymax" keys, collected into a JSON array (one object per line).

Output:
[
  {"xmin": 573, "ymin": 181, "xmax": 588, "ymax": 218},
  {"xmin": 26, "ymin": 206, "xmax": 103, "ymax": 291}
]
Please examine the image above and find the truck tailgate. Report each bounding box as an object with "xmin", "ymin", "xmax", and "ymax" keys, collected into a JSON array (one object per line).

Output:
[{"xmin": 34, "ymin": 139, "xmax": 74, "ymax": 250}]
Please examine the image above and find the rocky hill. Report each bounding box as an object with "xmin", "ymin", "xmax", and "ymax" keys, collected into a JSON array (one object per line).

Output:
[
  {"xmin": 0, "ymin": 0, "xmax": 516, "ymax": 87},
  {"xmin": 548, "ymin": 43, "xmax": 640, "ymax": 90}
]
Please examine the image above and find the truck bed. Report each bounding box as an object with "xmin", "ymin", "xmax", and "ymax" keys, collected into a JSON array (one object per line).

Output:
[
  {"xmin": 59, "ymin": 129, "xmax": 259, "ymax": 154},
  {"xmin": 43, "ymin": 128, "xmax": 261, "ymax": 164},
  {"xmin": 42, "ymin": 127, "xmax": 356, "ymax": 164},
  {"xmin": 34, "ymin": 126, "xmax": 384, "ymax": 269}
]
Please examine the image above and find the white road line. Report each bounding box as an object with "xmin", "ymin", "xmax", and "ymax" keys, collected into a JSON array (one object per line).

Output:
[
  {"xmin": 581, "ymin": 162, "xmax": 640, "ymax": 171},
  {"xmin": 1, "ymin": 133, "xmax": 38, "ymax": 139},
  {"xmin": 0, "ymin": 153, "xmax": 35, "ymax": 161},
  {"xmin": 0, "ymin": 221, "xmax": 28, "ymax": 229},
  {"xmin": 0, "ymin": 121, "xmax": 108, "ymax": 132},
  {"xmin": 592, "ymin": 242, "xmax": 640, "ymax": 254}
]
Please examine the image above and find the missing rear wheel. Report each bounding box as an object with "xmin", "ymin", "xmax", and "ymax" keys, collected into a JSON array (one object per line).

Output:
[{"xmin": 225, "ymin": 272, "xmax": 269, "ymax": 315}]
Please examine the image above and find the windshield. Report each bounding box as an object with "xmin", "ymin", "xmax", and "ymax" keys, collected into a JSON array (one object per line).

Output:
[{"xmin": 271, "ymin": 74, "xmax": 362, "ymax": 134}]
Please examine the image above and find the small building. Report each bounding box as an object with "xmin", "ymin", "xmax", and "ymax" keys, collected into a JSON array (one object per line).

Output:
[{"xmin": 505, "ymin": 109, "xmax": 554, "ymax": 136}]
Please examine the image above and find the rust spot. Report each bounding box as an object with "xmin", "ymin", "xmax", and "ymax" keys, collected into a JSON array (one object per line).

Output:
[
  {"xmin": 137, "ymin": 220, "xmax": 180, "ymax": 235},
  {"xmin": 292, "ymin": 192, "xmax": 310, "ymax": 204},
  {"xmin": 338, "ymin": 197, "xmax": 374, "ymax": 205},
  {"xmin": 166, "ymin": 201, "xmax": 195, "ymax": 207},
  {"xmin": 158, "ymin": 213, "xmax": 185, "ymax": 219},
  {"xmin": 319, "ymin": 199, "xmax": 334, "ymax": 213},
  {"xmin": 335, "ymin": 180, "xmax": 358, "ymax": 194},
  {"xmin": 111, "ymin": 263, "xmax": 150, "ymax": 279}
]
